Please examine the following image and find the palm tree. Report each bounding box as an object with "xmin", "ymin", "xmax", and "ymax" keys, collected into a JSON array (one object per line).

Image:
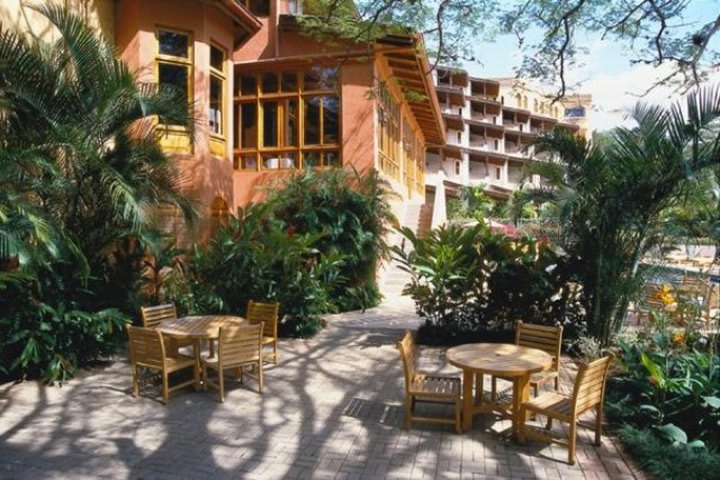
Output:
[
  {"xmin": 0, "ymin": 4, "xmax": 196, "ymax": 308},
  {"xmin": 525, "ymin": 86, "xmax": 720, "ymax": 345}
]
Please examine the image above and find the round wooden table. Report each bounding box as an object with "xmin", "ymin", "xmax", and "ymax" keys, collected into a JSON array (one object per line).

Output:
[
  {"xmin": 446, "ymin": 343, "xmax": 552, "ymax": 440},
  {"xmin": 157, "ymin": 315, "xmax": 246, "ymax": 339},
  {"xmin": 157, "ymin": 315, "xmax": 247, "ymax": 376}
]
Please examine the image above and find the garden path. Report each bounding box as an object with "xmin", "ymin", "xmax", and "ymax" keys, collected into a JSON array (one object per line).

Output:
[{"xmin": 0, "ymin": 297, "xmax": 643, "ymax": 479}]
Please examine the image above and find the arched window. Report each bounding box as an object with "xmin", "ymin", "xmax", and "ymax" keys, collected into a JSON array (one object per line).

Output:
[
  {"xmin": 210, "ymin": 196, "xmax": 229, "ymax": 233},
  {"xmin": 515, "ymin": 94, "xmax": 522, "ymax": 107},
  {"xmin": 455, "ymin": 161, "xmax": 461, "ymax": 176},
  {"xmin": 523, "ymin": 95, "xmax": 528, "ymax": 109}
]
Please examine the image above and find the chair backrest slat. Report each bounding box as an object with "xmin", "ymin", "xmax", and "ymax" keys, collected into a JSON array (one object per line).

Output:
[
  {"xmin": 218, "ymin": 323, "xmax": 263, "ymax": 366},
  {"xmin": 516, "ymin": 321, "xmax": 563, "ymax": 370},
  {"xmin": 397, "ymin": 330, "xmax": 417, "ymax": 391},
  {"xmin": 140, "ymin": 303, "xmax": 177, "ymax": 329},
  {"xmin": 572, "ymin": 354, "xmax": 614, "ymax": 415},
  {"xmin": 127, "ymin": 325, "xmax": 166, "ymax": 368},
  {"xmin": 247, "ymin": 300, "xmax": 280, "ymax": 338}
]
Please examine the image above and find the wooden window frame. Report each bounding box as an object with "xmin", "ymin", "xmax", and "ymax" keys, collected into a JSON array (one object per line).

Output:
[
  {"xmin": 209, "ymin": 42, "xmax": 227, "ymax": 140},
  {"xmin": 155, "ymin": 27, "xmax": 193, "ymax": 129},
  {"xmin": 155, "ymin": 27, "xmax": 193, "ymax": 154},
  {"xmin": 233, "ymin": 68, "xmax": 342, "ymax": 172}
]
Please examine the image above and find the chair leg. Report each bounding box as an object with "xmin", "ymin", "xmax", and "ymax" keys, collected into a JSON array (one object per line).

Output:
[
  {"xmin": 131, "ymin": 365, "xmax": 139, "ymax": 398},
  {"xmin": 258, "ymin": 360, "xmax": 264, "ymax": 393},
  {"xmin": 545, "ymin": 415, "xmax": 553, "ymax": 430},
  {"xmin": 594, "ymin": 405, "xmax": 603, "ymax": 446},
  {"xmin": 218, "ymin": 367, "xmax": 225, "ymax": 403},
  {"xmin": 554, "ymin": 376, "xmax": 560, "ymax": 392},
  {"xmin": 273, "ymin": 340, "xmax": 278, "ymax": 364},
  {"xmin": 162, "ymin": 371, "xmax": 169, "ymax": 404},
  {"xmin": 455, "ymin": 397, "xmax": 462, "ymax": 434},
  {"xmin": 568, "ymin": 419, "xmax": 577, "ymax": 465},
  {"xmin": 404, "ymin": 395, "xmax": 413, "ymax": 430},
  {"xmin": 491, "ymin": 376, "xmax": 497, "ymax": 401}
]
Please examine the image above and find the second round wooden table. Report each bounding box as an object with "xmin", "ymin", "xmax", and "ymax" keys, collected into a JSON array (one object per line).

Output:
[{"xmin": 446, "ymin": 343, "xmax": 552, "ymax": 440}]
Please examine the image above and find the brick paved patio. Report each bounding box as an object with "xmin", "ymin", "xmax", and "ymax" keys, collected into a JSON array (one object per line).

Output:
[{"xmin": 0, "ymin": 300, "xmax": 642, "ymax": 479}]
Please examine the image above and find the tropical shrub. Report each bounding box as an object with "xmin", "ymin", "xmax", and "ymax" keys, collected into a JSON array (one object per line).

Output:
[
  {"xmin": 265, "ymin": 168, "xmax": 393, "ymax": 311},
  {"xmin": 0, "ymin": 6, "xmax": 193, "ymax": 381},
  {"xmin": 616, "ymin": 425, "xmax": 720, "ymax": 480},
  {"xmin": 161, "ymin": 168, "xmax": 392, "ymax": 337},
  {"xmin": 524, "ymin": 87, "xmax": 720, "ymax": 346},
  {"xmin": 393, "ymin": 222, "xmax": 584, "ymax": 345}
]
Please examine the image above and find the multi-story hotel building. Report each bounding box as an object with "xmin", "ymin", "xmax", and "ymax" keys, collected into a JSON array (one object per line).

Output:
[
  {"xmin": 2, "ymin": 0, "xmax": 443, "ymax": 237},
  {"xmin": 425, "ymin": 66, "xmax": 591, "ymax": 220}
]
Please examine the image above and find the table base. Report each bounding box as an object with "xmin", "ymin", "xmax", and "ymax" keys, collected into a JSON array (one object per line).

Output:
[{"xmin": 461, "ymin": 371, "xmax": 531, "ymax": 441}]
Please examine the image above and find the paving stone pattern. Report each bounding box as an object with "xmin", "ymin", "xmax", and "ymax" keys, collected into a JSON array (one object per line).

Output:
[{"xmin": 0, "ymin": 300, "xmax": 642, "ymax": 479}]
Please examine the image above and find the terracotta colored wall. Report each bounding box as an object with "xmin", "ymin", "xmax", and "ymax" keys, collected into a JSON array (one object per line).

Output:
[
  {"xmin": 0, "ymin": 0, "xmax": 113, "ymax": 42},
  {"xmin": 340, "ymin": 62, "xmax": 376, "ymax": 174},
  {"xmin": 115, "ymin": 0, "xmax": 236, "ymax": 240}
]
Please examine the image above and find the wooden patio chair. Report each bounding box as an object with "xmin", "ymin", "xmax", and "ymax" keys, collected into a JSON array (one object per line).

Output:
[
  {"xmin": 202, "ymin": 323, "xmax": 264, "ymax": 402},
  {"xmin": 521, "ymin": 353, "xmax": 614, "ymax": 465},
  {"xmin": 126, "ymin": 325, "xmax": 199, "ymax": 404},
  {"xmin": 140, "ymin": 303, "xmax": 195, "ymax": 355},
  {"xmin": 491, "ymin": 321, "xmax": 563, "ymax": 399},
  {"xmin": 247, "ymin": 300, "xmax": 280, "ymax": 363},
  {"xmin": 397, "ymin": 330, "xmax": 462, "ymax": 434},
  {"xmin": 140, "ymin": 303, "xmax": 177, "ymax": 328},
  {"xmin": 678, "ymin": 275, "xmax": 715, "ymax": 323}
]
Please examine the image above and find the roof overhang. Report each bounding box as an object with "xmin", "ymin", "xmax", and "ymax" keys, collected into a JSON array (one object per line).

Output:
[
  {"xmin": 215, "ymin": 0, "xmax": 262, "ymax": 47},
  {"xmin": 378, "ymin": 35, "xmax": 446, "ymax": 146}
]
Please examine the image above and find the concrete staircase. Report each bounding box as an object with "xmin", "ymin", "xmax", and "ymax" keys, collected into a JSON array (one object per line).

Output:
[{"xmin": 379, "ymin": 202, "xmax": 434, "ymax": 305}]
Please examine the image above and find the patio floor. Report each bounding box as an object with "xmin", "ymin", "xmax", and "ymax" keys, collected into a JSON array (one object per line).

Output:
[{"xmin": 0, "ymin": 299, "xmax": 643, "ymax": 479}]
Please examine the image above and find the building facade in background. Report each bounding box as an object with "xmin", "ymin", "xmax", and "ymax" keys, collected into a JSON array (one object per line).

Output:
[
  {"xmin": 1, "ymin": 0, "xmax": 443, "ymax": 238},
  {"xmin": 425, "ymin": 66, "xmax": 591, "ymax": 208}
]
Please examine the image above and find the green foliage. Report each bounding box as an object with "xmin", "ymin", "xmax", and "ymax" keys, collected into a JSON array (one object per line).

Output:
[
  {"xmin": 606, "ymin": 329, "xmax": 720, "ymax": 449},
  {"xmin": 393, "ymin": 222, "xmax": 584, "ymax": 345},
  {"xmin": 162, "ymin": 168, "xmax": 393, "ymax": 337},
  {"xmin": 265, "ymin": 168, "xmax": 393, "ymax": 312},
  {"xmin": 0, "ymin": 6, "xmax": 193, "ymax": 381},
  {"xmin": 616, "ymin": 425, "xmax": 720, "ymax": 480},
  {"xmin": 525, "ymin": 86, "xmax": 720, "ymax": 346},
  {"xmin": 0, "ymin": 280, "xmax": 129, "ymax": 382}
]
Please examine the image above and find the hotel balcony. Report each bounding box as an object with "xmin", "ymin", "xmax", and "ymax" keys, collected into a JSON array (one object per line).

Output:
[{"xmin": 468, "ymin": 137, "xmax": 499, "ymax": 152}]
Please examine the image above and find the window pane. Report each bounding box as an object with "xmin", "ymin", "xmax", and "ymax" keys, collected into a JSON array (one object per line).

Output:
[
  {"xmin": 283, "ymin": 99, "xmax": 298, "ymax": 147},
  {"xmin": 239, "ymin": 74, "xmax": 256, "ymax": 96},
  {"xmin": 324, "ymin": 151, "xmax": 340, "ymax": 167},
  {"xmin": 262, "ymin": 153, "xmax": 296, "ymax": 169},
  {"xmin": 158, "ymin": 31, "xmax": 189, "ymax": 58},
  {"xmin": 261, "ymin": 73, "xmax": 278, "ymax": 94},
  {"xmin": 322, "ymin": 95, "xmax": 339, "ymax": 144},
  {"xmin": 236, "ymin": 153, "xmax": 257, "ymax": 171},
  {"xmin": 158, "ymin": 63, "xmax": 188, "ymax": 103},
  {"xmin": 210, "ymin": 45, "xmax": 224, "ymax": 71},
  {"xmin": 209, "ymin": 75, "xmax": 223, "ymax": 135},
  {"xmin": 281, "ymin": 72, "xmax": 297, "ymax": 92},
  {"xmin": 241, "ymin": 103, "xmax": 257, "ymax": 148},
  {"xmin": 304, "ymin": 66, "xmax": 338, "ymax": 91},
  {"xmin": 303, "ymin": 151, "xmax": 320, "ymax": 167},
  {"xmin": 263, "ymin": 101, "xmax": 278, "ymax": 147},
  {"xmin": 248, "ymin": 0, "xmax": 270, "ymax": 16},
  {"xmin": 304, "ymin": 96, "xmax": 320, "ymax": 145}
]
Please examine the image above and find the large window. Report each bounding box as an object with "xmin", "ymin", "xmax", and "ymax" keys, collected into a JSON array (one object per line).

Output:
[
  {"xmin": 234, "ymin": 67, "xmax": 341, "ymax": 171},
  {"xmin": 156, "ymin": 29, "xmax": 193, "ymax": 153},
  {"xmin": 157, "ymin": 29, "xmax": 192, "ymax": 124},
  {"xmin": 209, "ymin": 44, "xmax": 226, "ymax": 137},
  {"xmin": 377, "ymin": 82, "xmax": 400, "ymax": 180}
]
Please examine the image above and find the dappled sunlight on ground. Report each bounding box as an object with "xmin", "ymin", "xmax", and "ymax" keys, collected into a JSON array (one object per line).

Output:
[{"xmin": 0, "ymin": 304, "xmax": 641, "ymax": 479}]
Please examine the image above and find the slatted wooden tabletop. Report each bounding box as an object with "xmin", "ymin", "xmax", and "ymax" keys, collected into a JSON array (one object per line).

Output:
[
  {"xmin": 157, "ymin": 316, "xmax": 247, "ymax": 339},
  {"xmin": 447, "ymin": 343, "xmax": 552, "ymax": 376}
]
